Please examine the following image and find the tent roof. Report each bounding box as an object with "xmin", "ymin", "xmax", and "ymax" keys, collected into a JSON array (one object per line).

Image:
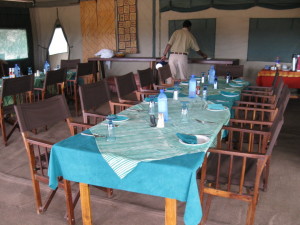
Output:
[{"xmin": 0, "ymin": 0, "xmax": 82, "ymax": 8}]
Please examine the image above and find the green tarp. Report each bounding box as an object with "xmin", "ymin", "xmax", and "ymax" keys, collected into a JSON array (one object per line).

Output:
[{"xmin": 160, "ymin": 0, "xmax": 300, "ymax": 12}]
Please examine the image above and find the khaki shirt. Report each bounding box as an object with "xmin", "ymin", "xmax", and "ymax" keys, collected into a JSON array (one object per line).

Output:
[{"xmin": 168, "ymin": 28, "xmax": 200, "ymax": 54}]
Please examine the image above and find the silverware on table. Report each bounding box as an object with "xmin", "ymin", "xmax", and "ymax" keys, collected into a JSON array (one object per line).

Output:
[
  {"xmin": 80, "ymin": 133, "xmax": 106, "ymax": 138},
  {"xmin": 195, "ymin": 119, "xmax": 216, "ymax": 124},
  {"xmin": 127, "ymin": 109, "xmax": 146, "ymax": 112}
]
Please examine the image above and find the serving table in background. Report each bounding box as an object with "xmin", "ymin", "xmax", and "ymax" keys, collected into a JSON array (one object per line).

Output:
[
  {"xmin": 88, "ymin": 57, "xmax": 239, "ymax": 80},
  {"xmin": 256, "ymin": 69, "xmax": 300, "ymax": 89}
]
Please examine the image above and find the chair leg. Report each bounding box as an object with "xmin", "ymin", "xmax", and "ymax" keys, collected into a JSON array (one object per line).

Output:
[
  {"xmin": 0, "ymin": 118, "xmax": 8, "ymax": 146},
  {"xmin": 63, "ymin": 179, "xmax": 75, "ymax": 225},
  {"xmin": 245, "ymin": 199, "xmax": 257, "ymax": 225},
  {"xmin": 200, "ymin": 194, "xmax": 213, "ymax": 225},
  {"xmin": 40, "ymin": 188, "xmax": 58, "ymax": 213},
  {"xmin": 74, "ymin": 86, "xmax": 78, "ymax": 117},
  {"xmin": 263, "ymin": 160, "xmax": 270, "ymax": 191},
  {"xmin": 31, "ymin": 178, "xmax": 44, "ymax": 214}
]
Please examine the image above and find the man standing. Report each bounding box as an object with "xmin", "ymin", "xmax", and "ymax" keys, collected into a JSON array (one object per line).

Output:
[{"xmin": 161, "ymin": 20, "xmax": 207, "ymax": 80}]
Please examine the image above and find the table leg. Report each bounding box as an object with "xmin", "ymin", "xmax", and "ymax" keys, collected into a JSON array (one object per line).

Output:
[
  {"xmin": 79, "ymin": 183, "xmax": 92, "ymax": 225},
  {"xmin": 165, "ymin": 198, "xmax": 177, "ymax": 225},
  {"xmin": 99, "ymin": 61, "xmax": 106, "ymax": 79}
]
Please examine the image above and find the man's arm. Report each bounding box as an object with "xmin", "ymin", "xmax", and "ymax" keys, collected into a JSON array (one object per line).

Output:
[
  {"xmin": 161, "ymin": 44, "xmax": 172, "ymax": 61},
  {"xmin": 196, "ymin": 50, "xmax": 208, "ymax": 59}
]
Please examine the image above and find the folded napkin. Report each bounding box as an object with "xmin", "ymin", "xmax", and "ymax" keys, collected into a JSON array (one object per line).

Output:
[
  {"xmin": 144, "ymin": 97, "xmax": 158, "ymax": 102},
  {"xmin": 220, "ymin": 91, "xmax": 239, "ymax": 96},
  {"xmin": 176, "ymin": 133, "xmax": 197, "ymax": 144},
  {"xmin": 166, "ymin": 87, "xmax": 182, "ymax": 90},
  {"xmin": 207, "ymin": 104, "xmax": 225, "ymax": 110},
  {"xmin": 112, "ymin": 115, "xmax": 128, "ymax": 121}
]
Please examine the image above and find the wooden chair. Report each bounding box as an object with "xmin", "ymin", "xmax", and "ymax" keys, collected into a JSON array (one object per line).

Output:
[
  {"xmin": 237, "ymin": 77, "xmax": 284, "ymax": 108},
  {"xmin": 136, "ymin": 68, "xmax": 160, "ymax": 100},
  {"xmin": 232, "ymin": 84, "xmax": 290, "ymax": 127},
  {"xmin": 34, "ymin": 68, "xmax": 67, "ymax": 100},
  {"xmin": 14, "ymin": 95, "xmax": 112, "ymax": 225},
  {"xmin": 79, "ymin": 80, "xmax": 113, "ymax": 124},
  {"xmin": 199, "ymin": 110, "xmax": 284, "ymax": 225},
  {"xmin": 242, "ymin": 69, "xmax": 280, "ymax": 95},
  {"xmin": 0, "ymin": 75, "xmax": 34, "ymax": 146},
  {"xmin": 215, "ymin": 64, "xmax": 244, "ymax": 79},
  {"xmin": 60, "ymin": 59, "xmax": 80, "ymax": 71},
  {"xmin": 67, "ymin": 62, "xmax": 96, "ymax": 116},
  {"xmin": 114, "ymin": 72, "xmax": 141, "ymax": 104},
  {"xmin": 229, "ymin": 86, "xmax": 290, "ymax": 192},
  {"xmin": 157, "ymin": 64, "xmax": 178, "ymax": 87}
]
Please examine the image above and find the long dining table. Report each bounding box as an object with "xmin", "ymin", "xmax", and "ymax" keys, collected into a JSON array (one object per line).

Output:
[{"xmin": 48, "ymin": 78, "xmax": 248, "ymax": 225}]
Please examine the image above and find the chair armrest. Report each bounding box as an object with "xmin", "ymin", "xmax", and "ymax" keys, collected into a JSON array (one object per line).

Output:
[
  {"xmin": 208, "ymin": 148, "xmax": 267, "ymax": 158},
  {"xmin": 26, "ymin": 137, "xmax": 54, "ymax": 148},
  {"xmin": 242, "ymin": 90, "xmax": 273, "ymax": 95},
  {"xmin": 222, "ymin": 125, "xmax": 271, "ymax": 136},
  {"xmin": 240, "ymin": 93, "xmax": 274, "ymax": 99},
  {"xmin": 235, "ymin": 100, "xmax": 275, "ymax": 108},
  {"xmin": 232, "ymin": 106, "xmax": 277, "ymax": 113},
  {"xmin": 229, "ymin": 118, "xmax": 273, "ymax": 126},
  {"xmin": 247, "ymin": 85, "xmax": 273, "ymax": 91},
  {"xmin": 67, "ymin": 119, "xmax": 92, "ymax": 135}
]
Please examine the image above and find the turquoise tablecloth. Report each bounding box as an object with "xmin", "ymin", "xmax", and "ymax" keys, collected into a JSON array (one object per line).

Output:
[
  {"xmin": 48, "ymin": 97, "xmax": 230, "ymax": 225},
  {"xmin": 48, "ymin": 77, "xmax": 247, "ymax": 225}
]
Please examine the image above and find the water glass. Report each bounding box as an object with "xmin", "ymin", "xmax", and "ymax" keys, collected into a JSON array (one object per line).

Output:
[
  {"xmin": 106, "ymin": 115, "xmax": 116, "ymax": 142},
  {"xmin": 148, "ymin": 95, "xmax": 156, "ymax": 115},
  {"xmin": 180, "ymin": 101, "xmax": 189, "ymax": 123}
]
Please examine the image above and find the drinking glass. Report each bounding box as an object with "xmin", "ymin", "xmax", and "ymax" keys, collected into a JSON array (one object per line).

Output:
[
  {"xmin": 106, "ymin": 114, "xmax": 117, "ymax": 142},
  {"xmin": 180, "ymin": 101, "xmax": 189, "ymax": 123},
  {"xmin": 148, "ymin": 95, "xmax": 156, "ymax": 115}
]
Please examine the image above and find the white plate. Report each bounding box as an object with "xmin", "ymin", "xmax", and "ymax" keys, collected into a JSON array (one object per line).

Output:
[
  {"xmin": 207, "ymin": 106, "xmax": 228, "ymax": 111},
  {"xmin": 179, "ymin": 135, "xmax": 210, "ymax": 146},
  {"xmin": 229, "ymin": 83, "xmax": 243, "ymax": 87},
  {"xmin": 232, "ymin": 80, "xmax": 244, "ymax": 83},
  {"xmin": 180, "ymin": 82, "xmax": 189, "ymax": 86},
  {"xmin": 106, "ymin": 115, "xmax": 129, "ymax": 122},
  {"xmin": 221, "ymin": 93, "xmax": 239, "ymax": 97}
]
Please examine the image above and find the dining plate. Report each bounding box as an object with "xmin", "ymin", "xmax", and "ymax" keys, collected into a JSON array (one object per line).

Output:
[
  {"xmin": 180, "ymin": 82, "xmax": 189, "ymax": 85},
  {"xmin": 221, "ymin": 93, "xmax": 239, "ymax": 97},
  {"xmin": 232, "ymin": 80, "xmax": 245, "ymax": 83},
  {"xmin": 229, "ymin": 83, "xmax": 243, "ymax": 87},
  {"xmin": 207, "ymin": 106, "xmax": 228, "ymax": 111},
  {"xmin": 179, "ymin": 135, "xmax": 210, "ymax": 146}
]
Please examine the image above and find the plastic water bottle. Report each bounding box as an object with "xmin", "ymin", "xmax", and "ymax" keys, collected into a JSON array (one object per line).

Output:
[
  {"xmin": 226, "ymin": 72, "xmax": 231, "ymax": 83},
  {"xmin": 173, "ymin": 82, "xmax": 179, "ymax": 100},
  {"xmin": 14, "ymin": 64, "xmax": 20, "ymax": 77},
  {"xmin": 201, "ymin": 72, "xmax": 205, "ymax": 83},
  {"xmin": 44, "ymin": 60, "xmax": 50, "ymax": 74},
  {"xmin": 188, "ymin": 74, "xmax": 197, "ymax": 98},
  {"xmin": 214, "ymin": 76, "xmax": 218, "ymax": 89},
  {"xmin": 158, "ymin": 89, "xmax": 168, "ymax": 121},
  {"xmin": 202, "ymin": 85, "xmax": 208, "ymax": 101},
  {"xmin": 208, "ymin": 65, "xmax": 216, "ymax": 84},
  {"xmin": 275, "ymin": 57, "xmax": 281, "ymax": 70},
  {"xmin": 28, "ymin": 67, "xmax": 33, "ymax": 75}
]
